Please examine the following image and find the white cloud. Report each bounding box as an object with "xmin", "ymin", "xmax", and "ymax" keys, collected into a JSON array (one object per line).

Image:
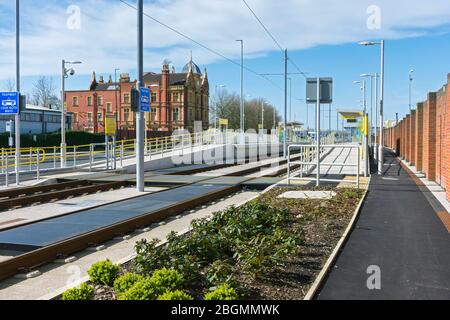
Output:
[{"xmin": 0, "ymin": 0, "xmax": 449, "ymax": 80}]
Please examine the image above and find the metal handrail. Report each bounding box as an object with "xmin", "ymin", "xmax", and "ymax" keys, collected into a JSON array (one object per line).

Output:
[{"xmin": 287, "ymin": 144, "xmax": 361, "ymax": 188}]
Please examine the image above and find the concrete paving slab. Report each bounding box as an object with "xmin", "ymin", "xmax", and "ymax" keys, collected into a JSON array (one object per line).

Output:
[{"xmin": 278, "ymin": 191, "xmax": 337, "ymax": 200}]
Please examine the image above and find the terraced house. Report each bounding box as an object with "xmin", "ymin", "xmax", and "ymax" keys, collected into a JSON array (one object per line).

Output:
[{"xmin": 65, "ymin": 56, "xmax": 210, "ymax": 136}]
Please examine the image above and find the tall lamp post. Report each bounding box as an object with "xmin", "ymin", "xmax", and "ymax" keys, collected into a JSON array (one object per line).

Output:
[
  {"xmin": 114, "ymin": 68, "xmax": 120, "ymax": 135},
  {"xmin": 360, "ymin": 73, "xmax": 377, "ymax": 151},
  {"xmin": 236, "ymin": 40, "xmax": 244, "ymax": 144},
  {"xmin": 136, "ymin": 0, "xmax": 144, "ymax": 192},
  {"xmin": 61, "ymin": 60, "xmax": 82, "ymax": 168},
  {"xmin": 354, "ymin": 80, "xmax": 368, "ymax": 177},
  {"xmin": 409, "ymin": 69, "xmax": 414, "ymax": 113},
  {"xmin": 359, "ymin": 40, "xmax": 385, "ymax": 175},
  {"xmin": 15, "ymin": 0, "xmax": 20, "ymax": 185}
]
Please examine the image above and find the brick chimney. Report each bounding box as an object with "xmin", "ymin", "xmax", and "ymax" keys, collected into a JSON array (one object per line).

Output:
[{"xmin": 161, "ymin": 63, "xmax": 170, "ymax": 130}]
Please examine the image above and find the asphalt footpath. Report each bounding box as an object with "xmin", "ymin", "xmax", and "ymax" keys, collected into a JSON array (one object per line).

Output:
[{"xmin": 317, "ymin": 150, "xmax": 450, "ymax": 300}]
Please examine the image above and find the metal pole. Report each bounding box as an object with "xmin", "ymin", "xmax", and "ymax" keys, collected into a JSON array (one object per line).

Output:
[
  {"xmin": 328, "ymin": 104, "xmax": 331, "ymax": 133},
  {"xmin": 362, "ymin": 80, "xmax": 368, "ymax": 177},
  {"xmin": 53, "ymin": 146, "xmax": 56, "ymax": 169},
  {"xmin": 15, "ymin": 0, "xmax": 21, "ymax": 185},
  {"xmin": 409, "ymin": 71, "xmax": 412, "ymax": 114},
  {"xmin": 261, "ymin": 100, "xmax": 264, "ymax": 130},
  {"xmin": 73, "ymin": 146, "xmax": 77, "ymax": 168},
  {"xmin": 61, "ymin": 59, "xmax": 66, "ymax": 168},
  {"xmin": 283, "ymin": 49, "xmax": 288, "ymax": 158},
  {"xmin": 316, "ymin": 77, "xmax": 321, "ymax": 187},
  {"xmin": 115, "ymin": 68, "xmax": 120, "ymax": 137},
  {"xmin": 105, "ymin": 136, "xmax": 109, "ymax": 170},
  {"xmin": 36, "ymin": 150, "xmax": 40, "ymax": 181},
  {"xmin": 374, "ymin": 73, "xmax": 379, "ymax": 160},
  {"xmin": 237, "ymin": 40, "xmax": 244, "ymax": 144},
  {"xmin": 136, "ymin": 0, "xmax": 145, "ymax": 192},
  {"xmin": 369, "ymin": 75, "xmax": 373, "ymax": 149},
  {"xmin": 289, "ymin": 78, "xmax": 292, "ymax": 122},
  {"xmin": 378, "ymin": 40, "xmax": 385, "ymax": 175}
]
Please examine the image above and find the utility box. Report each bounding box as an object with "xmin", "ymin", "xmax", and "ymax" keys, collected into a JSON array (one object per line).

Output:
[{"xmin": 306, "ymin": 78, "xmax": 333, "ymax": 104}]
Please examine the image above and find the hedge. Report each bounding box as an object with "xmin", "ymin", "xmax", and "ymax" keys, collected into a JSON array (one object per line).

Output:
[{"xmin": 0, "ymin": 131, "xmax": 105, "ymax": 148}]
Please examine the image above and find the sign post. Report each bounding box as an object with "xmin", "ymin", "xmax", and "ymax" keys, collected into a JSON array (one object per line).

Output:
[
  {"xmin": 306, "ymin": 78, "xmax": 333, "ymax": 187},
  {"xmin": 0, "ymin": 92, "xmax": 19, "ymax": 115}
]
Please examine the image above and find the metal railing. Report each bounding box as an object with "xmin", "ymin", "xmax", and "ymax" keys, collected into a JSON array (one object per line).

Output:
[
  {"xmin": 287, "ymin": 144, "xmax": 361, "ymax": 188},
  {"xmin": 1, "ymin": 130, "xmax": 281, "ymax": 186}
]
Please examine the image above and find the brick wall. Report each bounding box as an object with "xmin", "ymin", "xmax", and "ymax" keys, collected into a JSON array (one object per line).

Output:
[
  {"xmin": 382, "ymin": 73, "xmax": 450, "ymax": 201},
  {"xmin": 410, "ymin": 110, "xmax": 416, "ymax": 166},
  {"xmin": 415, "ymin": 102, "xmax": 424, "ymax": 172},
  {"xmin": 423, "ymin": 92, "xmax": 437, "ymax": 181}
]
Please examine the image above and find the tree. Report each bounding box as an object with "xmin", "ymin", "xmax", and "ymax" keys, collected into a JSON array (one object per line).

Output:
[
  {"xmin": 211, "ymin": 90, "xmax": 281, "ymax": 131},
  {"xmin": 31, "ymin": 76, "xmax": 61, "ymax": 109},
  {"xmin": 3, "ymin": 78, "xmax": 15, "ymax": 91}
]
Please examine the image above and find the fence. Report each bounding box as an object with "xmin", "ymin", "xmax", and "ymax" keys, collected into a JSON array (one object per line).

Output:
[
  {"xmin": 287, "ymin": 144, "xmax": 361, "ymax": 188},
  {"xmin": 1, "ymin": 130, "xmax": 281, "ymax": 185}
]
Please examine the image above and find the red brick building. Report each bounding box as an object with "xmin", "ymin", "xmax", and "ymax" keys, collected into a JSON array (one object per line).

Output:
[{"xmin": 66, "ymin": 57, "xmax": 209, "ymax": 135}]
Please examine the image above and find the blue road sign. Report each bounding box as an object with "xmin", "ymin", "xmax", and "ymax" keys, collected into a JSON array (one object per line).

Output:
[
  {"xmin": 0, "ymin": 92, "xmax": 19, "ymax": 115},
  {"xmin": 139, "ymin": 87, "xmax": 150, "ymax": 112}
]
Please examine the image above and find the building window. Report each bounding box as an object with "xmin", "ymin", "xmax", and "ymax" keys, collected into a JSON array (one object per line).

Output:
[
  {"xmin": 124, "ymin": 108, "xmax": 130, "ymax": 122},
  {"xmin": 173, "ymin": 108, "xmax": 180, "ymax": 122},
  {"xmin": 87, "ymin": 112, "xmax": 93, "ymax": 125},
  {"xmin": 87, "ymin": 96, "xmax": 92, "ymax": 106},
  {"xmin": 150, "ymin": 108, "xmax": 157, "ymax": 122},
  {"xmin": 106, "ymin": 102, "xmax": 112, "ymax": 113},
  {"xmin": 123, "ymin": 93, "xmax": 130, "ymax": 104},
  {"xmin": 151, "ymin": 92, "xmax": 157, "ymax": 103},
  {"xmin": 72, "ymin": 96, "xmax": 79, "ymax": 106},
  {"xmin": 97, "ymin": 112, "xmax": 103, "ymax": 122},
  {"xmin": 173, "ymin": 92, "xmax": 179, "ymax": 103}
]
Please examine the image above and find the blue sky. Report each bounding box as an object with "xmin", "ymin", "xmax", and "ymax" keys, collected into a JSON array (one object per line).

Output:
[{"xmin": 1, "ymin": 0, "xmax": 450, "ymax": 129}]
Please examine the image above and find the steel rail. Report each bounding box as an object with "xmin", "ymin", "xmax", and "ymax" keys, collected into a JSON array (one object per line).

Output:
[
  {"xmin": 0, "ymin": 180, "xmax": 92, "ymax": 200},
  {"xmin": 0, "ymin": 183, "xmax": 240, "ymax": 281},
  {"xmin": 0, "ymin": 181, "xmax": 129, "ymax": 212}
]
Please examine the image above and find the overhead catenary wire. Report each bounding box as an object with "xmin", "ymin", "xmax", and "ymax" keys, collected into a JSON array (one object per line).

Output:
[
  {"xmin": 118, "ymin": 0, "xmax": 282, "ymax": 91},
  {"xmin": 241, "ymin": 0, "xmax": 308, "ymax": 79},
  {"xmin": 241, "ymin": 0, "xmax": 284, "ymax": 53}
]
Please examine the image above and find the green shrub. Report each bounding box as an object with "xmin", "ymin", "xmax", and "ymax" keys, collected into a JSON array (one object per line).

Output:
[
  {"xmin": 61, "ymin": 283, "xmax": 94, "ymax": 301},
  {"xmin": 206, "ymin": 260, "xmax": 235, "ymax": 286},
  {"xmin": 204, "ymin": 284, "xmax": 238, "ymax": 301},
  {"xmin": 117, "ymin": 278, "xmax": 156, "ymax": 301},
  {"xmin": 87, "ymin": 259, "xmax": 119, "ymax": 286},
  {"xmin": 117, "ymin": 269, "xmax": 185, "ymax": 300},
  {"xmin": 113, "ymin": 273, "xmax": 143, "ymax": 293},
  {"xmin": 134, "ymin": 239, "xmax": 168, "ymax": 274},
  {"xmin": 157, "ymin": 290, "xmax": 194, "ymax": 301},
  {"xmin": 149, "ymin": 268, "xmax": 184, "ymax": 295}
]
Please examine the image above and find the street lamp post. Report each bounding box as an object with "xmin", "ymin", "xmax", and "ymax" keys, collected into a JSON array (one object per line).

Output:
[
  {"xmin": 114, "ymin": 68, "xmax": 120, "ymax": 136},
  {"xmin": 360, "ymin": 73, "xmax": 376, "ymax": 152},
  {"xmin": 136, "ymin": 0, "xmax": 144, "ymax": 192},
  {"xmin": 15, "ymin": 0, "xmax": 20, "ymax": 185},
  {"xmin": 354, "ymin": 79, "xmax": 368, "ymax": 177},
  {"xmin": 409, "ymin": 69, "xmax": 414, "ymax": 113},
  {"xmin": 359, "ymin": 40, "xmax": 385, "ymax": 175},
  {"xmin": 236, "ymin": 40, "xmax": 244, "ymax": 144},
  {"xmin": 61, "ymin": 60, "xmax": 82, "ymax": 168}
]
